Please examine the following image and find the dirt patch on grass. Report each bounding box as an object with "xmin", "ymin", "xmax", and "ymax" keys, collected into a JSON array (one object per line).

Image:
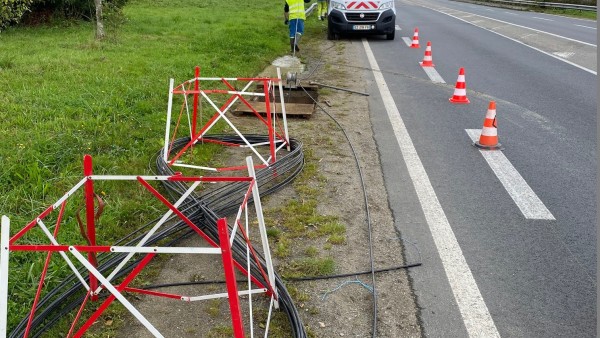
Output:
[{"xmin": 113, "ymin": 37, "xmax": 422, "ymax": 338}]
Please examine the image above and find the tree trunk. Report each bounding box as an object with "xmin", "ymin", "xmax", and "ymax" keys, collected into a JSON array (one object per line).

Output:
[{"xmin": 95, "ymin": 0, "xmax": 105, "ymax": 39}]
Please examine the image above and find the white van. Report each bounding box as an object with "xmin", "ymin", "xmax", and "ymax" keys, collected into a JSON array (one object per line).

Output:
[{"xmin": 327, "ymin": 0, "xmax": 396, "ymax": 40}]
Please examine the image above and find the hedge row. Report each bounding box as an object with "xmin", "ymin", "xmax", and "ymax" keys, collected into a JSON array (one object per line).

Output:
[
  {"xmin": 0, "ymin": 0, "xmax": 35, "ymax": 30},
  {"xmin": 0, "ymin": 0, "xmax": 128, "ymax": 31}
]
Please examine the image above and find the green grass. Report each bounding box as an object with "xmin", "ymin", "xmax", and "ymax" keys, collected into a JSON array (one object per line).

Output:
[
  {"xmin": 265, "ymin": 146, "xmax": 347, "ymax": 257},
  {"xmin": 206, "ymin": 299, "xmax": 223, "ymax": 318},
  {"xmin": 535, "ymin": 7, "xmax": 596, "ymax": 19},
  {"xmin": 281, "ymin": 257, "xmax": 335, "ymax": 279},
  {"xmin": 207, "ymin": 325, "xmax": 234, "ymax": 338},
  {"xmin": 0, "ymin": 0, "xmax": 294, "ymax": 332}
]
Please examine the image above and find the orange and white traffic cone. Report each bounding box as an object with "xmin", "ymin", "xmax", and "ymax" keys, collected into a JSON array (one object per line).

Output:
[
  {"xmin": 419, "ymin": 41, "xmax": 434, "ymax": 67},
  {"xmin": 449, "ymin": 67, "xmax": 470, "ymax": 104},
  {"xmin": 474, "ymin": 101, "xmax": 503, "ymax": 150},
  {"xmin": 410, "ymin": 28, "xmax": 420, "ymax": 48}
]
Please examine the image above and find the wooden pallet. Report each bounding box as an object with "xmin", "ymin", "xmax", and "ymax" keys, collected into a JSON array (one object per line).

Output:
[
  {"xmin": 232, "ymin": 82, "xmax": 318, "ymax": 118},
  {"xmin": 233, "ymin": 102, "xmax": 315, "ymax": 118}
]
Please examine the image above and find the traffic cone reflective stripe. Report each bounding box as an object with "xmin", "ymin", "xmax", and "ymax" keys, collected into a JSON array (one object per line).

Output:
[
  {"xmin": 474, "ymin": 101, "xmax": 503, "ymax": 150},
  {"xmin": 449, "ymin": 67, "xmax": 470, "ymax": 104},
  {"xmin": 410, "ymin": 28, "xmax": 420, "ymax": 48},
  {"xmin": 420, "ymin": 41, "xmax": 434, "ymax": 67}
]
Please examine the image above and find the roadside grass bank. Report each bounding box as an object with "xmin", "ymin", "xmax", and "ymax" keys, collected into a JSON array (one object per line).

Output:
[{"xmin": 0, "ymin": 0, "xmax": 292, "ymax": 333}]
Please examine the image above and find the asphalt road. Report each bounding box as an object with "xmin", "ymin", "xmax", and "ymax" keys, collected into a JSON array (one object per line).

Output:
[
  {"xmin": 352, "ymin": 0, "xmax": 596, "ymax": 336},
  {"xmin": 442, "ymin": 0, "xmax": 597, "ymax": 44}
]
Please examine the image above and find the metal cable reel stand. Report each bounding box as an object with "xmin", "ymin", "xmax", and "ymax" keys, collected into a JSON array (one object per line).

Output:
[{"xmin": 286, "ymin": 71, "xmax": 298, "ymax": 89}]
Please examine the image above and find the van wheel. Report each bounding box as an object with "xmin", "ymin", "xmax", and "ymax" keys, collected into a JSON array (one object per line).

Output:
[
  {"xmin": 327, "ymin": 23, "xmax": 337, "ymax": 40},
  {"xmin": 386, "ymin": 30, "xmax": 395, "ymax": 40}
]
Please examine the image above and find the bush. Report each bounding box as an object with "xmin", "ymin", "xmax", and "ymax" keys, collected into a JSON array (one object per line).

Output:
[
  {"xmin": 0, "ymin": 0, "xmax": 129, "ymax": 30},
  {"xmin": 28, "ymin": 0, "xmax": 129, "ymax": 21},
  {"xmin": 0, "ymin": 0, "xmax": 34, "ymax": 30}
]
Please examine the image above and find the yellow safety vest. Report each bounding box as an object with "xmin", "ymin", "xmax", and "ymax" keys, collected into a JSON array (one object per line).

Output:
[{"xmin": 286, "ymin": 0, "xmax": 306, "ymax": 20}]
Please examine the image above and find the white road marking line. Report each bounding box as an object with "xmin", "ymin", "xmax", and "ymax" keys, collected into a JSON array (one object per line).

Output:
[
  {"xmin": 402, "ymin": 36, "xmax": 413, "ymax": 46},
  {"xmin": 433, "ymin": 10, "xmax": 597, "ymax": 75},
  {"xmin": 485, "ymin": 8, "xmax": 494, "ymax": 11},
  {"xmin": 420, "ymin": 64, "xmax": 446, "ymax": 83},
  {"xmin": 553, "ymin": 51, "xmax": 575, "ymax": 58},
  {"xmin": 444, "ymin": 10, "xmax": 596, "ymax": 47},
  {"xmin": 575, "ymin": 24, "xmax": 596, "ymax": 30},
  {"xmin": 362, "ymin": 38, "xmax": 501, "ymax": 338},
  {"xmin": 395, "ymin": 25, "xmax": 402, "ymax": 30},
  {"xmin": 504, "ymin": 11, "xmax": 518, "ymax": 15},
  {"xmin": 465, "ymin": 129, "xmax": 555, "ymax": 220},
  {"xmin": 532, "ymin": 16, "xmax": 553, "ymax": 21},
  {"xmin": 520, "ymin": 33, "xmax": 537, "ymax": 38}
]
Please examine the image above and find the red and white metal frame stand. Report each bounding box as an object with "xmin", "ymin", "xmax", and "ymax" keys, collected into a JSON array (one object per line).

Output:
[
  {"xmin": 163, "ymin": 66, "xmax": 290, "ymax": 172},
  {"xmin": 0, "ymin": 155, "xmax": 277, "ymax": 338}
]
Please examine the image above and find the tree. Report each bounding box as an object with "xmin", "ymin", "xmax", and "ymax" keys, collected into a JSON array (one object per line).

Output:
[{"xmin": 94, "ymin": 0, "xmax": 104, "ymax": 39}]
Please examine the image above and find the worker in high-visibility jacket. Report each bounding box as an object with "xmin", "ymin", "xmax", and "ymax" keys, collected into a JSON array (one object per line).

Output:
[
  {"xmin": 284, "ymin": 0, "xmax": 311, "ymax": 54},
  {"xmin": 317, "ymin": 0, "xmax": 327, "ymax": 21}
]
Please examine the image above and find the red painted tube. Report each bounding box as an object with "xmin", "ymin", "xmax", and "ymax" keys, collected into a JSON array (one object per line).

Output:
[
  {"xmin": 122, "ymin": 287, "xmax": 183, "ymax": 300},
  {"xmin": 66, "ymin": 292, "xmax": 90, "ymax": 338},
  {"xmin": 192, "ymin": 66, "xmax": 200, "ymax": 137},
  {"xmin": 216, "ymin": 164, "xmax": 267, "ymax": 172},
  {"xmin": 263, "ymin": 80, "xmax": 276, "ymax": 164},
  {"xmin": 218, "ymin": 218, "xmax": 245, "ymax": 338},
  {"xmin": 24, "ymin": 201, "xmax": 67, "ymax": 338},
  {"xmin": 10, "ymin": 205, "xmax": 53, "ymax": 245},
  {"xmin": 73, "ymin": 253, "xmax": 156, "ymax": 337},
  {"xmin": 83, "ymin": 155, "xmax": 98, "ymax": 300}
]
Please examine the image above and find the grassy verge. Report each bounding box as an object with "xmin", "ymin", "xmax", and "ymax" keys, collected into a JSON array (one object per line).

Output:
[
  {"xmin": 534, "ymin": 7, "xmax": 596, "ymax": 19},
  {"xmin": 0, "ymin": 0, "xmax": 293, "ymax": 332},
  {"xmin": 262, "ymin": 145, "xmax": 345, "ymax": 337}
]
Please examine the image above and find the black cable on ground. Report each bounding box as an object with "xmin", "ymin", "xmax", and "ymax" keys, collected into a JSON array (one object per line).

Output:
[
  {"xmin": 299, "ymin": 83, "xmax": 379, "ymax": 338},
  {"xmin": 140, "ymin": 262, "xmax": 423, "ymax": 290}
]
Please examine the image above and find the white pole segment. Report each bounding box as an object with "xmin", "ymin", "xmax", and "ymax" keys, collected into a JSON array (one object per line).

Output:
[
  {"xmin": 36, "ymin": 219, "xmax": 90, "ymax": 290},
  {"xmin": 246, "ymin": 157, "xmax": 278, "ymax": 308},
  {"xmin": 245, "ymin": 206, "xmax": 255, "ymax": 338},
  {"xmin": 164, "ymin": 78, "xmax": 175, "ymax": 162},
  {"xmin": 0, "ymin": 216, "xmax": 10, "ymax": 337},
  {"xmin": 239, "ymin": 140, "xmax": 283, "ymax": 148},
  {"xmin": 53, "ymin": 177, "xmax": 88, "ymax": 209},
  {"xmin": 69, "ymin": 247, "xmax": 165, "ymax": 338},
  {"xmin": 276, "ymin": 68, "xmax": 290, "ymax": 151},
  {"xmin": 183, "ymin": 288, "xmax": 267, "ymax": 302},
  {"xmin": 109, "ymin": 246, "xmax": 221, "ymax": 254},
  {"xmin": 182, "ymin": 86, "xmax": 192, "ymax": 137},
  {"xmin": 263, "ymin": 297, "xmax": 275, "ymax": 338},
  {"xmin": 171, "ymin": 163, "xmax": 219, "ymax": 171}
]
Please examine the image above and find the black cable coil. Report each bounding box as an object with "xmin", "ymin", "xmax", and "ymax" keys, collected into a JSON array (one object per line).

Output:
[{"xmin": 10, "ymin": 134, "xmax": 307, "ymax": 338}]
